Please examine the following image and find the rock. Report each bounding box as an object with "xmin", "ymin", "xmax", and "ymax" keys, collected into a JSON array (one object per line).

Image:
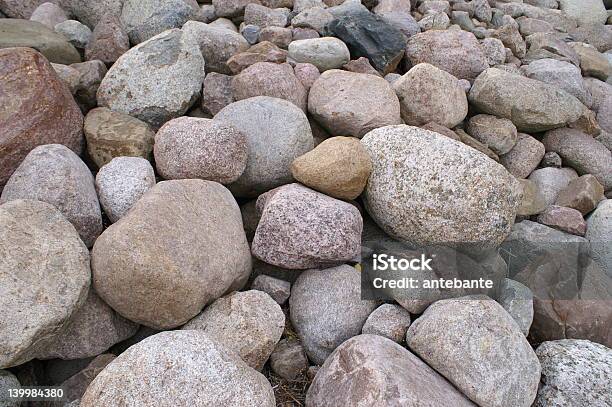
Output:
[
  {"xmin": 342, "ymin": 56, "xmax": 381, "ymax": 76},
  {"xmin": 183, "ymin": 21, "xmax": 249, "ymax": 74},
  {"xmin": 209, "ymin": 17, "xmax": 238, "ymax": 32},
  {"xmin": 251, "ymin": 275, "xmax": 290, "ymax": 305},
  {"xmin": 63, "ymin": 0, "xmax": 124, "ymax": 29},
  {"xmin": 571, "ymin": 43, "xmax": 612, "ymax": 81},
  {"xmin": 494, "ymin": 23, "xmax": 526, "ymax": 59},
  {"xmin": 80, "ymin": 331, "xmax": 275, "ymax": 407},
  {"xmin": 95, "ymin": 157, "xmax": 155, "ymax": 223},
  {"xmin": 466, "ymin": 114, "xmax": 518, "ymax": 155},
  {"xmin": 500, "ymin": 220, "xmax": 587, "ymax": 278},
  {"xmin": 0, "ymin": 19, "xmax": 80, "ymax": 65},
  {"xmin": 418, "ymin": 10, "xmax": 450, "ymax": 31},
  {"xmin": 422, "ymin": 121, "xmax": 461, "ymax": 141},
  {"xmin": 71, "ymin": 60, "xmax": 107, "ymax": 112},
  {"xmin": 240, "ymin": 24, "xmax": 260, "ymax": 45},
  {"xmin": 542, "ymin": 151, "xmax": 563, "ymax": 168},
  {"xmin": 0, "ymin": 0, "xmax": 48, "ymax": 19},
  {"xmin": 227, "ymin": 41, "xmax": 287, "ymax": 74},
  {"xmin": 308, "ymin": 69, "xmax": 401, "ymax": 138},
  {"xmin": 215, "ymin": 96, "xmax": 314, "ymax": 197},
  {"xmin": 290, "ymin": 265, "xmax": 377, "ymax": 364},
  {"xmin": 528, "ymin": 167, "xmax": 579, "ymax": 206},
  {"xmin": 497, "ymin": 279, "xmax": 534, "ymax": 336},
  {"xmin": 52, "ymin": 62, "xmax": 80, "ymax": 93},
  {"xmin": 85, "ymin": 12, "xmax": 130, "ymax": 65},
  {"xmin": 480, "ymin": 37, "xmax": 506, "ymax": 66},
  {"xmin": 182, "ymin": 290, "xmax": 284, "ymax": 371},
  {"xmin": 0, "ymin": 370, "xmax": 20, "ymax": 406},
  {"xmin": 517, "ymin": 16, "xmax": 554, "ymax": 36},
  {"xmin": 393, "ymin": 63, "xmax": 468, "ymax": 128},
  {"xmin": 569, "ymin": 23, "xmax": 612, "ymax": 53},
  {"xmin": 292, "ymin": 26, "xmax": 320, "ymax": 40},
  {"xmin": 244, "ymin": 4, "xmax": 288, "ymax": 28},
  {"xmin": 361, "ymin": 304, "xmax": 411, "ymax": 343},
  {"xmin": 405, "ymin": 29, "xmax": 488, "ymax": 80},
  {"xmin": 120, "ymin": 0, "xmax": 197, "ymax": 44},
  {"xmin": 84, "ymin": 107, "xmax": 155, "ymax": 168},
  {"xmin": 30, "ymin": 2, "xmax": 68, "ymax": 28},
  {"xmin": 269, "ymin": 339, "xmax": 309, "ymax": 380},
  {"xmin": 292, "ymin": 7, "xmax": 334, "ymax": 34},
  {"xmin": 535, "ymin": 339, "xmax": 612, "ymax": 407},
  {"xmin": 455, "ymin": 128, "xmax": 501, "ymax": 161},
  {"xmin": 523, "ymin": 58, "xmax": 592, "ymax": 107},
  {"xmin": 406, "ymin": 296, "xmax": 541, "ymax": 407},
  {"xmin": 328, "ymin": 9, "xmax": 406, "ymax": 74},
  {"xmin": 1, "ymin": 144, "xmax": 102, "ymax": 247},
  {"xmin": 58, "ymin": 354, "xmax": 116, "ymax": 406},
  {"xmin": 517, "ymin": 179, "xmax": 547, "ymax": 216},
  {"xmin": 555, "ymin": 174, "xmax": 604, "ymax": 215},
  {"xmin": 306, "ymin": 334, "xmax": 477, "ymax": 407},
  {"xmin": 290, "ymin": 136, "xmax": 372, "ymax": 200},
  {"xmin": 362, "ymin": 125, "xmax": 521, "ymax": 247},
  {"xmin": 0, "ymin": 199, "xmax": 90, "ymax": 368},
  {"xmin": 558, "ymin": 0, "xmax": 607, "ymax": 26},
  {"xmin": 212, "ymin": 0, "xmax": 261, "ymax": 18},
  {"xmin": 542, "ymin": 128, "xmax": 612, "ymax": 191},
  {"xmin": 252, "ymin": 184, "xmax": 362, "ymax": 269},
  {"xmin": 294, "ymin": 0, "xmax": 326, "ymax": 12},
  {"xmin": 259, "ymin": 26, "xmax": 292, "ymax": 47},
  {"xmin": 35, "ymin": 290, "xmax": 138, "ymax": 360},
  {"xmin": 97, "ymin": 29, "xmax": 205, "ymax": 128},
  {"xmin": 288, "ymin": 37, "xmax": 349, "ymax": 72},
  {"xmin": 587, "ymin": 200, "xmax": 612, "ymax": 278},
  {"xmin": 55, "ymin": 20, "xmax": 92, "ymax": 49},
  {"xmin": 201, "ymin": 73, "xmax": 234, "ymax": 116},
  {"xmin": 232, "ymin": 62, "xmax": 307, "ymax": 111},
  {"xmin": 91, "ymin": 180, "xmax": 252, "ymax": 329},
  {"xmin": 499, "ymin": 133, "xmax": 545, "ymax": 179},
  {"xmin": 537, "ymin": 205, "xmax": 587, "ymax": 236},
  {"xmin": 293, "ymin": 62, "xmax": 320, "ymax": 89},
  {"xmin": 154, "ymin": 117, "xmax": 247, "ymax": 184},
  {"xmin": 469, "ymin": 68, "xmax": 586, "ymax": 133}
]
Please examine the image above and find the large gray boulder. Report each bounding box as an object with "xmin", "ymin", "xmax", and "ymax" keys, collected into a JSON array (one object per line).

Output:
[
  {"xmin": 91, "ymin": 180, "xmax": 252, "ymax": 329},
  {"xmin": 406, "ymin": 296, "xmax": 541, "ymax": 407},
  {"xmin": 469, "ymin": 68, "xmax": 586, "ymax": 133},
  {"xmin": 361, "ymin": 125, "xmax": 521, "ymax": 247},
  {"xmin": 523, "ymin": 58, "xmax": 592, "ymax": 106},
  {"xmin": 0, "ymin": 199, "xmax": 90, "ymax": 368},
  {"xmin": 0, "ymin": 144, "xmax": 103, "ymax": 248},
  {"xmin": 587, "ymin": 200, "xmax": 612, "ymax": 278},
  {"xmin": 288, "ymin": 37, "xmax": 350, "ymax": 72},
  {"xmin": 289, "ymin": 265, "xmax": 377, "ymax": 365},
  {"xmin": 80, "ymin": 331, "xmax": 275, "ymax": 407},
  {"xmin": 97, "ymin": 28, "xmax": 205, "ymax": 128},
  {"xmin": 306, "ymin": 335, "xmax": 476, "ymax": 407},
  {"xmin": 534, "ymin": 339, "xmax": 612, "ymax": 407},
  {"xmin": 182, "ymin": 290, "xmax": 284, "ymax": 371},
  {"xmin": 528, "ymin": 167, "xmax": 579, "ymax": 206},
  {"xmin": 558, "ymin": 0, "xmax": 607, "ymax": 26},
  {"xmin": 121, "ymin": 0, "xmax": 198, "ymax": 44},
  {"xmin": 215, "ymin": 96, "xmax": 314, "ymax": 197},
  {"xmin": 252, "ymin": 183, "xmax": 362, "ymax": 269}
]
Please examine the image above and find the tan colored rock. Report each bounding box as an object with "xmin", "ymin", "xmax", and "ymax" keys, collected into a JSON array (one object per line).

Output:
[
  {"xmin": 466, "ymin": 114, "xmax": 518, "ymax": 155},
  {"xmin": 227, "ymin": 41, "xmax": 287, "ymax": 74},
  {"xmin": 517, "ymin": 179, "xmax": 547, "ymax": 216},
  {"xmin": 291, "ymin": 136, "xmax": 372, "ymax": 200},
  {"xmin": 555, "ymin": 174, "xmax": 605, "ymax": 215},
  {"xmin": 84, "ymin": 107, "xmax": 155, "ymax": 168}
]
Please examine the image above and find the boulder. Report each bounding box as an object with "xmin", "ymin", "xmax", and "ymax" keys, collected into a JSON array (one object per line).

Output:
[
  {"xmin": 542, "ymin": 128, "xmax": 612, "ymax": 191},
  {"xmin": 215, "ymin": 96, "xmax": 314, "ymax": 197},
  {"xmin": 120, "ymin": 0, "xmax": 198, "ymax": 44},
  {"xmin": 291, "ymin": 136, "xmax": 372, "ymax": 200},
  {"xmin": 528, "ymin": 167, "xmax": 579, "ymax": 206},
  {"xmin": 80, "ymin": 331, "xmax": 275, "ymax": 407},
  {"xmin": 259, "ymin": 26, "xmax": 292, "ymax": 47},
  {"xmin": 537, "ymin": 205, "xmax": 587, "ymax": 236},
  {"xmin": 227, "ymin": 41, "xmax": 288, "ymax": 74},
  {"xmin": 252, "ymin": 183, "xmax": 362, "ymax": 269},
  {"xmin": 289, "ymin": 265, "xmax": 378, "ymax": 364},
  {"xmin": 0, "ymin": 47, "xmax": 83, "ymax": 189},
  {"xmin": 57, "ymin": 354, "xmax": 116, "ymax": 406},
  {"xmin": 55, "ymin": 20, "xmax": 92, "ymax": 50},
  {"xmin": 500, "ymin": 133, "xmax": 546, "ymax": 179},
  {"xmin": 0, "ymin": 0, "xmax": 49, "ymax": 18},
  {"xmin": 291, "ymin": 7, "xmax": 334, "ymax": 34},
  {"xmin": 91, "ymin": 180, "xmax": 252, "ymax": 329},
  {"xmin": 308, "ymin": 69, "xmax": 401, "ymax": 138},
  {"xmin": 0, "ymin": 144, "xmax": 103, "ymax": 248},
  {"xmin": 71, "ymin": 59, "xmax": 107, "ymax": 113},
  {"xmin": 555, "ymin": 174, "xmax": 604, "ymax": 215},
  {"xmin": 62, "ymin": 0, "xmax": 125, "ymax": 29},
  {"xmin": 288, "ymin": 37, "xmax": 350, "ymax": 72},
  {"xmin": 35, "ymin": 290, "xmax": 138, "ymax": 360},
  {"xmin": 231, "ymin": 62, "xmax": 307, "ymax": 111},
  {"xmin": 201, "ymin": 72, "xmax": 234, "ymax": 116},
  {"xmin": 212, "ymin": 0, "xmax": 262, "ymax": 18},
  {"xmin": 244, "ymin": 4, "xmax": 288, "ymax": 28},
  {"xmin": 405, "ymin": 29, "xmax": 488, "ymax": 80},
  {"xmin": 0, "ymin": 370, "xmax": 20, "ymax": 407},
  {"xmin": 535, "ymin": 339, "xmax": 612, "ymax": 407},
  {"xmin": 95, "ymin": 157, "xmax": 156, "ymax": 223},
  {"xmin": 496, "ymin": 278, "xmax": 534, "ymax": 336},
  {"xmin": 393, "ymin": 63, "xmax": 468, "ymax": 128},
  {"xmin": 154, "ymin": 117, "xmax": 248, "ymax": 184},
  {"xmin": 466, "ymin": 114, "xmax": 518, "ymax": 155},
  {"xmin": 306, "ymin": 335, "xmax": 477, "ymax": 407},
  {"xmin": 0, "ymin": 199, "xmax": 90, "ymax": 368},
  {"xmin": 523, "ymin": 58, "xmax": 592, "ymax": 106},
  {"xmin": 96, "ymin": 28, "xmax": 205, "ymax": 128},
  {"xmin": 0, "ymin": 19, "xmax": 80, "ymax": 64},
  {"xmin": 361, "ymin": 304, "xmax": 411, "ymax": 343},
  {"xmin": 469, "ymin": 68, "xmax": 586, "ymax": 133},
  {"xmin": 182, "ymin": 290, "xmax": 284, "ymax": 371},
  {"xmin": 558, "ymin": 0, "xmax": 607, "ymax": 26},
  {"xmin": 269, "ymin": 339, "xmax": 309, "ymax": 380},
  {"xmin": 361, "ymin": 125, "xmax": 521, "ymax": 247},
  {"xmin": 406, "ymin": 296, "xmax": 541, "ymax": 407},
  {"xmin": 182, "ymin": 21, "xmax": 249, "ymax": 74},
  {"xmin": 587, "ymin": 200, "xmax": 612, "ymax": 278},
  {"xmin": 84, "ymin": 107, "xmax": 155, "ymax": 168},
  {"xmin": 30, "ymin": 2, "xmax": 68, "ymax": 28},
  {"xmin": 251, "ymin": 275, "xmax": 290, "ymax": 305},
  {"xmin": 517, "ymin": 179, "xmax": 547, "ymax": 216},
  {"xmin": 85, "ymin": 12, "xmax": 130, "ymax": 65}
]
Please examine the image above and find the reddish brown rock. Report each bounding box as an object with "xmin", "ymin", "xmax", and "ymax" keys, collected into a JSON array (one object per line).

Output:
[
  {"xmin": 537, "ymin": 205, "xmax": 587, "ymax": 236},
  {"xmin": 555, "ymin": 174, "xmax": 605, "ymax": 215},
  {"xmin": 85, "ymin": 13, "xmax": 130, "ymax": 65},
  {"xmin": 226, "ymin": 41, "xmax": 287, "ymax": 74},
  {"xmin": 0, "ymin": 47, "xmax": 83, "ymax": 190},
  {"xmin": 201, "ymin": 73, "xmax": 234, "ymax": 116},
  {"xmin": 343, "ymin": 57, "xmax": 382, "ymax": 77}
]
